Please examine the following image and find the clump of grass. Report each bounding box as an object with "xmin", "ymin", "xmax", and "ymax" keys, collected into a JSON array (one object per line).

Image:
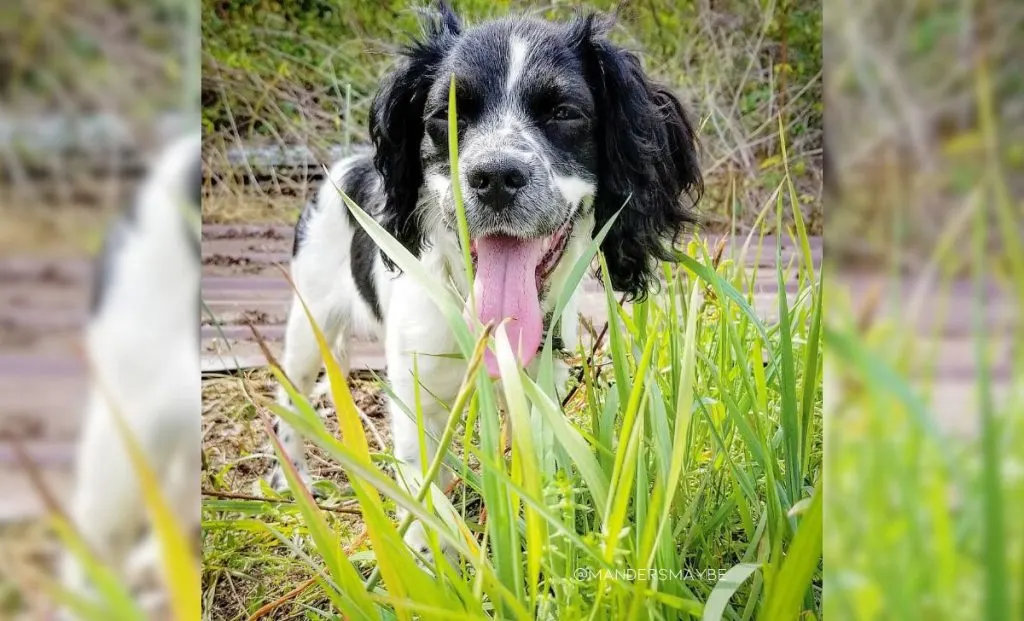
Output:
[{"xmin": 199, "ymin": 104, "xmax": 823, "ymax": 618}]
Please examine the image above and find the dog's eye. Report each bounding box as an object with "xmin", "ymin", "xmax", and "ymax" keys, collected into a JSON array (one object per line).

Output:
[
  {"xmin": 549, "ymin": 105, "xmax": 582, "ymax": 122},
  {"xmin": 431, "ymin": 109, "xmax": 468, "ymax": 131}
]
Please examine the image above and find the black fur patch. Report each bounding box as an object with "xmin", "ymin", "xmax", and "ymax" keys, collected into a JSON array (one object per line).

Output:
[
  {"xmin": 191, "ymin": 153, "xmax": 202, "ymax": 208},
  {"xmin": 341, "ymin": 155, "xmax": 382, "ymax": 219},
  {"xmin": 339, "ymin": 156, "xmax": 386, "ymax": 321},
  {"xmin": 292, "ymin": 153, "xmax": 379, "ymax": 258},
  {"xmin": 369, "ymin": 3, "xmax": 461, "ymax": 268},
  {"xmin": 577, "ymin": 14, "xmax": 703, "ymax": 299},
  {"xmin": 89, "ymin": 213, "xmax": 132, "ymax": 317},
  {"xmin": 350, "ymin": 225, "xmax": 383, "ymax": 322},
  {"xmin": 539, "ymin": 311, "xmax": 565, "ymax": 353},
  {"xmin": 292, "ymin": 153, "xmax": 385, "ymax": 321},
  {"xmin": 90, "ymin": 170, "xmax": 145, "ymax": 316},
  {"xmin": 292, "ymin": 196, "xmax": 316, "ymax": 257},
  {"xmin": 185, "ymin": 151, "xmax": 202, "ymax": 259}
]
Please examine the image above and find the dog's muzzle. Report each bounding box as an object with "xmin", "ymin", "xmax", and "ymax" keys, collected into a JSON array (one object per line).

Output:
[{"xmin": 465, "ymin": 155, "xmax": 531, "ymax": 212}]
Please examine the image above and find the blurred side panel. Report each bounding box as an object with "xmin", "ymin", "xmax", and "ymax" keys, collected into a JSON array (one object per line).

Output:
[
  {"xmin": 0, "ymin": 0, "xmax": 199, "ymax": 618},
  {"xmin": 825, "ymin": 0, "xmax": 1023, "ymax": 618}
]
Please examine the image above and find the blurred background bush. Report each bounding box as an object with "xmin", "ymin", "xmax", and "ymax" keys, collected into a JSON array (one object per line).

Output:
[
  {"xmin": 826, "ymin": 0, "xmax": 1024, "ymax": 268},
  {"xmin": 201, "ymin": 0, "xmax": 823, "ymax": 234}
]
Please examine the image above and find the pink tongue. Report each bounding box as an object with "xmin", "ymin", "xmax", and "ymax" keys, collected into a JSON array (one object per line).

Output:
[{"xmin": 470, "ymin": 235, "xmax": 545, "ymax": 377}]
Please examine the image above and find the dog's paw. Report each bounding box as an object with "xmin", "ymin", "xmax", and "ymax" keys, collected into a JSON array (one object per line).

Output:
[
  {"xmin": 267, "ymin": 461, "xmax": 322, "ymax": 497},
  {"xmin": 404, "ymin": 520, "xmax": 458, "ymax": 570}
]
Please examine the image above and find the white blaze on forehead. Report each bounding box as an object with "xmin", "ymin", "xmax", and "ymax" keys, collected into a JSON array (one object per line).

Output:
[
  {"xmin": 495, "ymin": 111, "xmax": 523, "ymax": 141},
  {"xmin": 505, "ymin": 36, "xmax": 529, "ymax": 95},
  {"xmin": 553, "ymin": 175, "xmax": 596, "ymax": 207}
]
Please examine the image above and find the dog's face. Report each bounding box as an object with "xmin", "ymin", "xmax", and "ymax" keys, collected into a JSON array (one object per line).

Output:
[
  {"xmin": 370, "ymin": 3, "xmax": 702, "ymax": 371},
  {"xmin": 420, "ymin": 19, "xmax": 598, "ymax": 244}
]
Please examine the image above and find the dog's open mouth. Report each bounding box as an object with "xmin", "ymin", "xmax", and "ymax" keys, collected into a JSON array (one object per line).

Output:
[{"xmin": 467, "ymin": 220, "xmax": 573, "ymax": 377}]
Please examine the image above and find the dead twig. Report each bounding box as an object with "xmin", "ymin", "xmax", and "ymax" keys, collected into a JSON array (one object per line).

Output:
[
  {"xmin": 560, "ymin": 293, "xmax": 628, "ymax": 409},
  {"xmin": 201, "ymin": 488, "xmax": 363, "ymax": 516},
  {"xmin": 245, "ymin": 576, "xmax": 317, "ymax": 621}
]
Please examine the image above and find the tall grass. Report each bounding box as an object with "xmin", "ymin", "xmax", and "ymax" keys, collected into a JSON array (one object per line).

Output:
[{"xmin": 200, "ymin": 109, "xmax": 823, "ymax": 617}]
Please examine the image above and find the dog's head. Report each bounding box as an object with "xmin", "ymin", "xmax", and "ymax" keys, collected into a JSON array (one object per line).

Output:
[{"xmin": 370, "ymin": 2, "xmax": 702, "ymax": 371}]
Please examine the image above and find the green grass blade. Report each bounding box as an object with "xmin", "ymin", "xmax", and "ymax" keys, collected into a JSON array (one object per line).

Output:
[
  {"xmin": 676, "ymin": 252, "xmax": 771, "ymax": 347},
  {"xmin": 601, "ymin": 320, "xmax": 659, "ymax": 563},
  {"xmin": 447, "ymin": 74, "xmax": 475, "ymax": 311},
  {"xmin": 328, "ymin": 175, "xmax": 475, "ymax": 357},
  {"xmin": 292, "ymin": 281, "xmax": 449, "ymax": 613},
  {"xmin": 777, "ymin": 114, "xmax": 815, "ymax": 286},
  {"xmin": 761, "ymin": 482, "xmax": 822, "ymax": 621},
  {"xmin": 263, "ymin": 418, "xmax": 376, "ymax": 619},
  {"xmin": 800, "ymin": 277, "xmax": 823, "ymax": 475},
  {"xmin": 702, "ymin": 563, "xmax": 761, "ymax": 621},
  {"xmin": 774, "ymin": 221, "xmax": 802, "ymax": 500},
  {"xmin": 645, "ymin": 278, "xmax": 702, "ymax": 568},
  {"xmin": 49, "ymin": 516, "xmax": 145, "ymax": 621},
  {"xmin": 824, "ymin": 326, "xmax": 951, "ymax": 458},
  {"xmin": 536, "ymin": 208, "xmax": 621, "ymax": 399},
  {"xmin": 521, "ymin": 375, "xmax": 609, "ymax": 517},
  {"xmin": 598, "ymin": 253, "xmax": 631, "ymax": 410},
  {"xmin": 971, "ymin": 119, "xmax": 1009, "ymax": 620},
  {"xmin": 494, "ymin": 325, "xmax": 548, "ymax": 608},
  {"xmin": 274, "ymin": 404, "xmax": 533, "ymax": 620},
  {"xmin": 109, "ymin": 407, "xmax": 200, "ymax": 621}
]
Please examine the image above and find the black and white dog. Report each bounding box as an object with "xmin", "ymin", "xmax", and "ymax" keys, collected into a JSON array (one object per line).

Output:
[
  {"xmin": 271, "ymin": 3, "xmax": 702, "ymax": 553},
  {"xmin": 62, "ymin": 132, "xmax": 200, "ymax": 616}
]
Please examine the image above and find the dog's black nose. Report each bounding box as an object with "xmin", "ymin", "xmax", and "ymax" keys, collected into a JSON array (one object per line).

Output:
[{"xmin": 466, "ymin": 159, "xmax": 530, "ymax": 210}]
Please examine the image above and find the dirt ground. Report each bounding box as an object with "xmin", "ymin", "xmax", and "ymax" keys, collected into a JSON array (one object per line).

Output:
[{"xmin": 201, "ymin": 368, "xmax": 390, "ymax": 496}]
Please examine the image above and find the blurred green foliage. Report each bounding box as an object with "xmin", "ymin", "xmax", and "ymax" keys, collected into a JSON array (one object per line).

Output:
[{"xmin": 1, "ymin": 1, "xmax": 189, "ymax": 113}]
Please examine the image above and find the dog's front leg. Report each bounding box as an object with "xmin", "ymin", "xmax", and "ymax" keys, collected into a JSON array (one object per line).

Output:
[
  {"xmin": 385, "ymin": 274, "xmax": 465, "ymax": 561},
  {"xmin": 267, "ymin": 291, "xmax": 346, "ymax": 493}
]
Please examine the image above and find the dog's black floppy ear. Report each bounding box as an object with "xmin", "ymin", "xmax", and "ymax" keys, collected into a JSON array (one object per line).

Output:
[
  {"xmin": 574, "ymin": 15, "xmax": 703, "ymax": 299},
  {"xmin": 369, "ymin": 2, "xmax": 461, "ymax": 268}
]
